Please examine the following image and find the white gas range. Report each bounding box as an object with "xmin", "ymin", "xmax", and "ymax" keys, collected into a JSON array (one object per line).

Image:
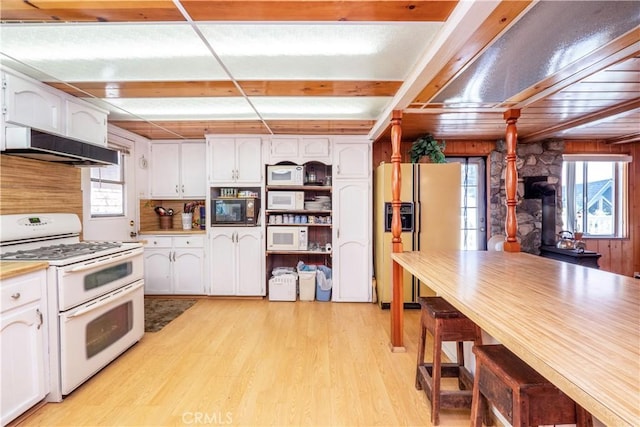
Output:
[{"xmin": 0, "ymin": 213, "xmax": 145, "ymax": 402}]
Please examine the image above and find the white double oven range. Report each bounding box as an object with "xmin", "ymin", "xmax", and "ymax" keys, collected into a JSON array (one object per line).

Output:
[{"xmin": 0, "ymin": 213, "xmax": 144, "ymax": 402}]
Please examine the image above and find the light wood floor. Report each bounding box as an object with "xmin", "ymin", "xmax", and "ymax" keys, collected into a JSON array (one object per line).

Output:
[{"xmin": 18, "ymin": 299, "xmax": 475, "ymax": 426}]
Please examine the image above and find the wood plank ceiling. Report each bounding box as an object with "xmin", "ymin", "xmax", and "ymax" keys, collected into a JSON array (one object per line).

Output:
[{"xmin": 1, "ymin": 1, "xmax": 638, "ymax": 145}]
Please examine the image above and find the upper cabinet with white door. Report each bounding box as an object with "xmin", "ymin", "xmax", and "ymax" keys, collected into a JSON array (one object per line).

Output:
[
  {"xmin": 65, "ymin": 98, "xmax": 108, "ymax": 146},
  {"xmin": 333, "ymin": 138, "xmax": 371, "ymax": 179},
  {"xmin": 207, "ymin": 136, "xmax": 263, "ymax": 185},
  {"xmin": 2, "ymin": 66, "xmax": 108, "ymax": 147},
  {"xmin": 150, "ymin": 140, "xmax": 206, "ymax": 199},
  {"xmin": 2, "ymin": 68, "xmax": 63, "ymax": 136},
  {"xmin": 268, "ymin": 136, "xmax": 331, "ymax": 164}
]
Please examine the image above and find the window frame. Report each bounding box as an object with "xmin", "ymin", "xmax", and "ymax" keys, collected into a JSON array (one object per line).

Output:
[
  {"xmin": 90, "ymin": 152, "xmax": 125, "ymax": 218},
  {"xmin": 562, "ymin": 154, "xmax": 630, "ymax": 239}
]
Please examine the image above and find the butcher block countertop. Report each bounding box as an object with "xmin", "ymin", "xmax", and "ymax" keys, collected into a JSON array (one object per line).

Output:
[
  {"xmin": 392, "ymin": 250, "xmax": 639, "ymax": 427},
  {"xmin": 0, "ymin": 261, "xmax": 49, "ymax": 280}
]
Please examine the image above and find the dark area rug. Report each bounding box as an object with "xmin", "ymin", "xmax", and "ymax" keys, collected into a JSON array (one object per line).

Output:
[{"xmin": 144, "ymin": 298, "xmax": 197, "ymax": 332}]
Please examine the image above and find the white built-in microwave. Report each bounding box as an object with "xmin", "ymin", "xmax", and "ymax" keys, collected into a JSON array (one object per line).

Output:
[
  {"xmin": 266, "ymin": 165, "xmax": 305, "ymax": 186},
  {"xmin": 267, "ymin": 226, "xmax": 308, "ymax": 251},
  {"xmin": 267, "ymin": 191, "xmax": 304, "ymax": 210}
]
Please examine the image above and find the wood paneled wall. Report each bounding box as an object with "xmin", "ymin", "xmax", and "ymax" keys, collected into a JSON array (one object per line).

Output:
[
  {"xmin": 372, "ymin": 139, "xmax": 638, "ymax": 277},
  {"xmin": 371, "ymin": 138, "xmax": 495, "ymax": 167},
  {"xmin": 0, "ymin": 154, "xmax": 83, "ymax": 226}
]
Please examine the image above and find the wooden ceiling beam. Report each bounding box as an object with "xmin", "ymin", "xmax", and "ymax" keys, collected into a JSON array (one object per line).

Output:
[
  {"xmin": 0, "ymin": 0, "xmax": 458, "ymax": 22},
  {"xmin": 47, "ymin": 80, "xmax": 402, "ymax": 98},
  {"xmin": 181, "ymin": 1, "xmax": 458, "ymax": 22}
]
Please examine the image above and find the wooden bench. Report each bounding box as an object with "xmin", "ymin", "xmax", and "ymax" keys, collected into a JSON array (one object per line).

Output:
[
  {"xmin": 471, "ymin": 344, "xmax": 593, "ymax": 427},
  {"xmin": 416, "ymin": 296, "xmax": 483, "ymax": 425}
]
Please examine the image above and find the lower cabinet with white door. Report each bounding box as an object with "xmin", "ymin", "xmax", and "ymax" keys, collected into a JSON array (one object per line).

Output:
[
  {"xmin": 1, "ymin": 268, "xmax": 48, "ymax": 426},
  {"xmin": 210, "ymin": 227, "xmax": 265, "ymax": 296},
  {"xmin": 143, "ymin": 235, "xmax": 207, "ymax": 295}
]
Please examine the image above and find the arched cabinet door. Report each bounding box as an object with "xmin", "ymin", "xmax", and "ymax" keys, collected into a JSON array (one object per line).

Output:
[{"xmin": 332, "ymin": 141, "xmax": 370, "ymax": 180}]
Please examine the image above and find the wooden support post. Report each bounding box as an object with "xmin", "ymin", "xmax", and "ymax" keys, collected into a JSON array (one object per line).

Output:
[
  {"xmin": 503, "ymin": 109, "xmax": 521, "ymax": 253},
  {"xmin": 390, "ymin": 110, "xmax": 405, "ymax": 352}
]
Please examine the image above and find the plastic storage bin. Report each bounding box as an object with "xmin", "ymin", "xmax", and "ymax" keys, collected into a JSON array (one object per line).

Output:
[
  {"xmin": 298, "ymin": 270, "xmax": 316, "ymax": 301},
  {"xmin": 269, "ymin": 274, "xmax": 297, "ymax": 301},
  {"xmin": 316, "ymin": 282, "xmax": 332, "ymax": 301}
]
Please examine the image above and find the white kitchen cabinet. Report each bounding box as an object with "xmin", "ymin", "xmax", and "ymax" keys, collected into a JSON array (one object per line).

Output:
[
  {"xmin": 210, "ymin": 227, "xmax": 264, "ymax": 296},
  {"xmin": 65, "ymin": 99, "xmax": 108, "ymax": 147},
  {"xmin": 1, "ymin": 269, "xmax": 48, "ymax": 426},
  {"xmin": 269, "ymin": 136, "xmax": 331, "ymax": 164},
  {"xmin": 332, "ymin": 179, "xmax": 372, "ymax": 302},
  {"xmin": 333, "ymin": 139, "xmax": 371, "ymax": 179},
  {"xmin": 2, "ymin": 69, "xmax": 63, "ymax": 135},
  {"xmin": 207, "ymin": 136, "xmax": 262, "ymax": 184},
  {"xmin": 150, "ymin": 141, "xmax": 206, "ymax": 199},
  {"xmin": 143, "ymin": 235, "xmax": 206, "ymax": 295}
]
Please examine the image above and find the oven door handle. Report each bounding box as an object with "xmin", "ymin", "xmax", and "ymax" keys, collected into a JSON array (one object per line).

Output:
[
  {"xmin": 65, "ymin": 249, "xmax": 141, "ymax": 274},
  {"xmin": 64, "ymin": 281, "xmax": 144, "ymax": 319}
]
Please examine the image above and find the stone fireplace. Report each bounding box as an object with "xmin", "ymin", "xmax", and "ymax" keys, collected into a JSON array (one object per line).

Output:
[{"xmin": 489, "ymin": 139, "xmax": 564, "ymax": 254}]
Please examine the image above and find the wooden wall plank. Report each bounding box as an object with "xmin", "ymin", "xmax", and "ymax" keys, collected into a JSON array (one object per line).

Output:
[{"xmin": 0, "ymin": 155, "xmax": 83, "ymax": 235}]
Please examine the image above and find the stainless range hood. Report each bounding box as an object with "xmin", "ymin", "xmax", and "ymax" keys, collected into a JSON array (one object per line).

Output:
[{"xmin": 3, "ymin": 127, "xmax": 118, "ymax": 166}]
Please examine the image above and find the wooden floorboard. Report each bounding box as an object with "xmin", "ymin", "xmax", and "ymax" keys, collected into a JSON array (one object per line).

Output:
[{"xmin": 17, "ymin": 299, "xmax": 475, "ymax": 426}]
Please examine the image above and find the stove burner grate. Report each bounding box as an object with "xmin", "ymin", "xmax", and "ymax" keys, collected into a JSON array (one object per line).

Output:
[{"xmin": 0, "ymin": 242, "xmax": 123, "ymax": 261}]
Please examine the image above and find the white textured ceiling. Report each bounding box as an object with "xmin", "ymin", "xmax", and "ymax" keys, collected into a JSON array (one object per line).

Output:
[{"xmin": 0, "ymin": 22, "xmax": 441, "ymax": 122}]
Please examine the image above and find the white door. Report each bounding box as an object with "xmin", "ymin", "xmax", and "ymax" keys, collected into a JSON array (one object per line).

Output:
[
  {"xmin": 150, "ymin": 143, "xmax": 180, "ymax": 198},
  {"xmin": 1, "ymin": 305, "xmax": 46, "ymax": 426},
  {"xmin": 210, "ymin": 229, "xmax": 236, "ymax": 295},
  {"xmin": 209, "ymin": 138, "xmax": 236, "ymax": 183},
  {"xmin": 235, "ymin": 137, "xmax": 262, "ymax": 183},
  {"xmin": 180, "ymin": 142, "xmax": 206, "ymax": 197},
  {"xmin": 174, "ymin": 249, "xmax": 205, "ymax": 294},
  {"xmin": 333, "ymin": 180, "xmax": 372, "ymax": 302},
  {"xmin": 333, "ymin": 142, "xmax": 370, "ymax": 179},
  {"xmin": 143, "ymin": 250, "xmax": 172, "ymax": 294},
  {"xmin": 236, "ymin": 228, "xmax": 264, "ymax": 296},
  {"xmin": 82, "ymin": 130, "xmax": 138, "ymax": 241}
]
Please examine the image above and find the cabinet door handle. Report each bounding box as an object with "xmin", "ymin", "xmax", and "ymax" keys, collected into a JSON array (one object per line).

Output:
[
  {"xmin": 337, "ymin": 165, "xmax": 341, "ymax": 175},
  {"xmin": 11, "ymin": 292, "xmax": 20, "ymax": 299},
  {"xmin": 182, "ymin": 184, "xmax": 185, "ymax": 193},
  {"xmin": 175, "ymin": 185, "xmax": 179, "ymax": 194},
  {"xmin": 36, "ymin": 308, "xmax": 43, "ymax": 329}
]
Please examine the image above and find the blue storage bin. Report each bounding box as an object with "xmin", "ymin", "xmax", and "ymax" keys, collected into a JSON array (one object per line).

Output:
[{"xmin": 316, "ymin": 281, "xmax": 331, "ymax": 301}]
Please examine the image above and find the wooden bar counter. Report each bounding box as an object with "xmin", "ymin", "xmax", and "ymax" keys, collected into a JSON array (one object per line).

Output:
[{"xmin": 392, "ymin": 250, "xmax": 639, "ymax": 426}]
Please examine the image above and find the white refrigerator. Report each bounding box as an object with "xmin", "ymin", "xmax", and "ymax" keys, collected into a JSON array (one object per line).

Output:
[{"xmin": 373, "ymin": 162, "xmax": 461, "ymax": 308}]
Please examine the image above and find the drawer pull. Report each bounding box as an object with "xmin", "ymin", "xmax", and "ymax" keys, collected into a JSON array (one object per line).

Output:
[{"xmin": 11, "ymin": 292, "xmax": 21, "ymax": 299}]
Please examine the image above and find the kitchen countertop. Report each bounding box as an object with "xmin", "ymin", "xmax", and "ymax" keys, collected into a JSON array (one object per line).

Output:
[
  {"xmin": 0, "ymin": 261, "xmax": 49, "ymax": 280},
  {"xmin": 392, "ymin": 250, "xmax": 639, "ymax": 426},
  {"xmin": 139, "ymin": 229, "xmax": 206, "ymax": 235}
]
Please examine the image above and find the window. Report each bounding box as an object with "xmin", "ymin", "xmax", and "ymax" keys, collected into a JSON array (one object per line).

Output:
[
  {"xmin": 562, "ymin": 154, "xmax": 630, "ymax": 238},
  {"xmin": 90, "ymin": 152, "xmax": 124, "ymax": 216},
  {"xmin": 448, "ymin": 157, "xmax": 487, "ymax": 250}
]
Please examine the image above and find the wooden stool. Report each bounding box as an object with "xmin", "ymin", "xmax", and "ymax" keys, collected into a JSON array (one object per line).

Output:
[
  {"xmin": 415, "ymin": 296, "xmax": 483, "ymax": 425},
  {"xmin": 471, "ymin": 344, "xmax": 593, "ymax": 427}
]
